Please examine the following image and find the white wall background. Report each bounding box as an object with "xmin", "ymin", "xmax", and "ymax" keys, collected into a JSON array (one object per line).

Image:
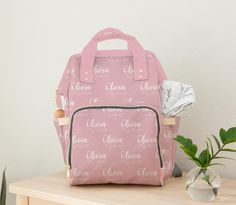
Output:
[{"xmin": 1, "ymin": 0, "xmax": 236, "ymax": 203}]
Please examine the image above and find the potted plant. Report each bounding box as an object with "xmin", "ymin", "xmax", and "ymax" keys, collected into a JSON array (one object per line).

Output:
[
  {"xmin": 175, "ymin": 127, "xmax": 236, "ymax": 201},
  {"xmin": 0, "ymin": 168, "xmax": 6, "ymax": 205}
]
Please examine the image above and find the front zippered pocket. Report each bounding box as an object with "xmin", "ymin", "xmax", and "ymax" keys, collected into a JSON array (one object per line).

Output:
[{"xmin": 67, "ymin": 105, "xmax": 163, "ymax": 185}]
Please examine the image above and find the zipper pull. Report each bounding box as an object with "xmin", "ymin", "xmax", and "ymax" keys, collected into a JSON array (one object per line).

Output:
[
  {"xmin": 160, "ymin": 167, "xmax": 165, "ymax": 186},
  {"xmin": 65, "ymin": 164, "xmax": 71, "ymax": 178}
]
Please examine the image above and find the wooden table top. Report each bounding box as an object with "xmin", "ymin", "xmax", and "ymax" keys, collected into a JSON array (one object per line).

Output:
[{"xmin": 9, "ymin": 171, "xmax": 236, "ymax": 205}]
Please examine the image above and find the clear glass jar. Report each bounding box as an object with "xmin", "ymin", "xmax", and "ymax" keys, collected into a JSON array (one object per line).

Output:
[{"xmin": 185, "ymin": 167, "xmax": 221, "ymax": 201}]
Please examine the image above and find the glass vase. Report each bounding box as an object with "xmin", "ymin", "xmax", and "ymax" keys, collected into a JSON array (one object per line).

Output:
[{"xmin": 185, "ymin": 167, "xmax": 221, "ymax": 201}]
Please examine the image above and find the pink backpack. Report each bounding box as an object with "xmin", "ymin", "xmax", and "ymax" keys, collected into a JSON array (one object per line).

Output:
[{"xmin": 54, "ymin": 28, "xmax": 180, "ymax": 186}]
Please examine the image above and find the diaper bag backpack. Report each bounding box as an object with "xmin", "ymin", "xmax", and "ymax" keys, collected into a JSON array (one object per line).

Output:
[{"xmin": 54, "ymin": 28, "xmax": 180, "ymax": 186}]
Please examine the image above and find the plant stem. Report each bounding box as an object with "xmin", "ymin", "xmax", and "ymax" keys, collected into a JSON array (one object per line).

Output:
[
  {"xmin": 186, "ymin": 168, "xmax": 203, "ymax": 190},
  {"xmin": 210, "ymin": 144, "xmax": 225, "ymax": 163},
  {"xmin": 202, "ymin": 169, "xmax": 213, "ymax": 187}
]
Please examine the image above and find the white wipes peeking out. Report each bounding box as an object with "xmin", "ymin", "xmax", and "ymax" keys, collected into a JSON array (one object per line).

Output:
[{"xmin": 161, "ymin": 80, "xmax": 196, "ymax": 117}]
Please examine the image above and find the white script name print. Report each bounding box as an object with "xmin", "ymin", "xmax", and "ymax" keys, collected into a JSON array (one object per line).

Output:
[
  {"xmin": 63, "ymin": 130, "xmax": 68, "ymax": 140},
  {"xmin": 89, "ymin": 98, "xmax": 99, "ymax": 105},
  {"xmin": 123, "ymin": 98, "xmax": 144, "ymax": 104},
  {"xmin": 86, "ymin": 151, "xmax": 107, "ymax": 160},
  {"xmin": 73, "ymin": 168, "xmax": 89, "ymax": 177},
  {"xmin": 103, "ymin": 168, "xmax": 123, "ymax": 177},
  {"xmin": 86, "ymin": 119, "xmax": 107, "ymax": 129},
  {"xmin": 163, "ymin": 129, "xmax": 173, "ymax": 138},
  {"xmin": 72, "ymin": 135, "xmax": 88, "ymax": 144},
  {"xmin": 137, "ymin": 108, "xmax": 152, "ymax": 113},
  {"xmin": 121, "ymin": 119, "xmax": 142, "ymax": 128},
  {"xmin": 102, "ymin": 108, "xmax": 122, "ymax": 113},
  {"xmin": 105, "ymin": 82, "xmax": 126, "ymax": 92},
  {"xmin": 94, "ymin": 64, "xmax": 110, "ymax": 75},
  {"xmin": 137, "ymin": 168, "xmax": 158, "ymax": 177},
  {"xmin": 121, "ymin": 151, "xmax": 141, "ymax": 160},
  {"xmin": 66, "ymin": 66, "xmax": 75, "ymax": 75},
  {"xmin": 103, "ymin": 134, "xmax": 123, "ymax": 144},
  {"xmin": 139, "ymin": 82, "xmax": 159, "ymax": 92},
  {"xmin": 164, "ymin": 162, "xmax": 173, "ymax": 172},
  {"xmin": 137, "ymin": 135, "xmax": 156, "ymax": 144},
  {"xmin": 123, "ymin": 65, "xmax": 134, "ymax": 75},
  {"xmin": 146, "ymin": 52, "xmax": 154, "ymax": 61},
  {"xmin": 70, "ymin": 82, "xmax": 92, "ymax": 92},
  {"xmin": 101, "ymin": 108, "xmax": 123, "ymax": 117}
]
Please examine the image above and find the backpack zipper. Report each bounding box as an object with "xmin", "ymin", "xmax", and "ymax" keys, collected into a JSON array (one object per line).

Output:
[{"xmin": 66, "ymin": 105, "xmax": 162, "ymax": 174}]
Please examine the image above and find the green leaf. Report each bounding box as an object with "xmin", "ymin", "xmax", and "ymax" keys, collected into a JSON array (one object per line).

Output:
[
  {"xmin": 0, "ymin": 168, "xmax": 6, "ymax": 205},
  {"xmin": 175, "ymin": 135, "xmax": 192, "ymax": 147},
  {"xmin": 207, "ymin": 137, "xmax": 214, "ymax": 157},
  {"xmin": 220, "ymin": 128, "xmax": 227, "ymax": 144},
  {"xmin": 199, "ymin": 149, "xmax": 211, "ymax": 167},
  {"xmin": 174, "ymin": 135, "xmax": 198, "ymax": 158},
  {"xmin": 182, "ymin": 145, "xmax": 198, "ymax": 158},
  {"xmin": 206, "ymin": 141, "xmax": 210, "ymax": 162},
  {"xmin": 212, "ymin": 134, "xmax": 221, "ymax": 149},
  {"xmin": 187, "ymin": 157, "xmax": 203, "ymax": 167},
  {"xmin": 227, "ymin": 127, "xmax": 236, "ymax": 139},
  {"xmin": 221, "ymin": 148, "xmax": 236, "ymax": 152},
  {"xmin": 219, "ymin": 127, "xmax": 236, "ymax": 145}
]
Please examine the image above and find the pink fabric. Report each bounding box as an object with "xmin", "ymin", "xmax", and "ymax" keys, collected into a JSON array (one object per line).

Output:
[
  {"xmin": 80, "ymin": 28, "xmax": 148, "ymax": 83},
  {"xmin": 54, "ymin": 28, "xmax": 180, "ymax": 185},
  {"xmin": 69, "ymin": 108, "xmax": 162, "ymax": 185}
]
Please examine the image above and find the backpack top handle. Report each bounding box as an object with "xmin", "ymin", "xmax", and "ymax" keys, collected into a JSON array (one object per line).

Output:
[{"xmin": 80, "ymin": 28, "xmax": 148, "ymax": 83}]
